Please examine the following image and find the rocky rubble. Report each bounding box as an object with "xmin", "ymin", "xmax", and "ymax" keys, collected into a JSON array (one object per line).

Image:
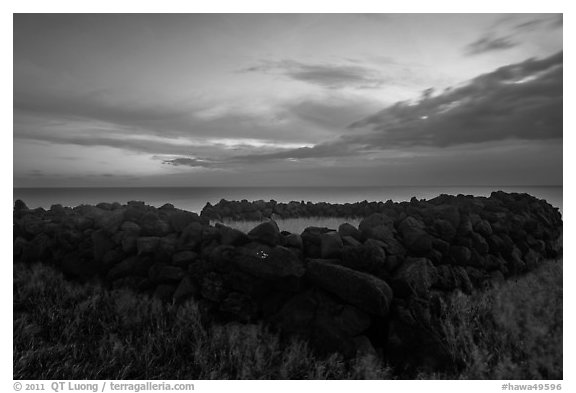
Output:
[{"xmin": 13, "ymin": 191, "xmax": 562, "ymax": 369}]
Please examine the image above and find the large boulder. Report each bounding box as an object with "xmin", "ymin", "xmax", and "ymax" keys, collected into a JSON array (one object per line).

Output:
[
  {"xmin": 272, "ymin": 289, "xmax": 372, "ymax": 357},
  {"xmin": 398, "ymin": 216, "xmax": 433, "ymax": 256},
  {"xmin": 340, "ymin": 244, "xmax": 388, "ymax": 278},
  {"xmin": 338, "ymin": 223, "xmax": 362, "ymax": 241},
  {"xmin": 232, "ymin": 243, "xmax": 305, "ymax": 280},
  {"xmin": 305, "ymin": 259, "xmax": 393, "ymax": 317},
  {"xmin": 178, "ymin": 222, "xmax": 204, "ymax": 250},
  {"xmin": 217, "ymin": 224, "xmax": 250, "ymax": 246},
  {"xmin": 136, "ymin": 236, "xmax": 161, "ymax": 255},
  {"xmin": 247, "ymin": 220, "xmax": 281, "ymax": 246},
  {"xmin": 320, "ymin": 232, "xmax": 343, "ymax": 259}
]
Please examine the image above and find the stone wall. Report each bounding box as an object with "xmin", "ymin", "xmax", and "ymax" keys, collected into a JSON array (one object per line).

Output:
[{"xmin": 12, "ymin": 192, "xmax": 562, "ymax": 369}]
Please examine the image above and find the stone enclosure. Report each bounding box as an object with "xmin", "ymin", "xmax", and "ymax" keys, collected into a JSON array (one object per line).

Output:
[{"xmin": 13, "ymin": 191, "xmax": 562, "ymax": 370}]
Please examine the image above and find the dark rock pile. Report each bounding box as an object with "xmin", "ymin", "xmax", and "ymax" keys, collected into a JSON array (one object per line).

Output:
[{"xmin": 13, "ymin": 192, "xmax": 562, "ymax": 369}]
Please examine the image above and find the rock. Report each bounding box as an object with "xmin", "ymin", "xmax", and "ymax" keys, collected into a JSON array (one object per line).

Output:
[
  {"xmin": 120, "ymin": 221, "xmax": 141, "ymax": 235},
  {"xmin": 102, "ymin": 249, "xmax": 124, "ymax": 267},
  {"xmin": 449, "ymin": 245, "xmax": 472, "ymax": 265},
  {"xmin": 391, "ymin": 257, "xmax": 438, "ymax": 298},
  {"xmin": 470, "ymin": 232, "xmax": 489, "ymax": 254},
  {"xmin": 173, "ymin": 276, "xmax": 199, "ymax": 303},
  {"xmin": 432, "ymin": 219, "xmax": 457, "ymax": 241},
  {"xmin": 232, "ymin": 244, "xmax": 305, "ymax": 280},
  {"xmin": 340, "ymin": 244, "xmax": 388, "ymax": 277},
  {"xmin": 172, "ymin": 250, "xmax": 198, "ymax": 268},
  {"xmin": 21, "ymin": 233, "xmax": 51, "ymax": 262},
  {"xmin": 474, "ymin": 220, "xmax": 493, "ymax": 237},
  {"xmin": 359, "ymin": 213, "xmax": 395, "ymax": 236},
  {"xmin": 148, "ymin": 264, "xmax": 186, "ymax": 283},
  {"xmin": 166, "ymin": 210, "xmax": 199, "ymax": 232},
  {"xmin": 398, "ymin": 216, "xmax": 432, "ymax": 256},
  {"xmin": 306, "ymin": 259, "xmax": 393, "ymax": 316},
  {"xmin": 14, "ymin": 199, "xmax": 28, "ymax": 212},
  {"xmin": 136, "ymin": 236, "xmax": 161, "ymax": 254},
  {"xmin": 342, "ymin": 235, "xmax": 362, "ymax": 247},
  {"xmin": 217, "ymin": 224, "xmax": 250, "ymax": 246},
  {"xmin": 247, "ymin": 220, "xmax": 281, "ymax": 246},
  {"xmin": 338, "ymin": 223, "xmax": 362, "ymax": 241},
  {"xmin": 301, "ymin": 226, "xmax": 333, "ymax": 258},
  {"xmin": 91, "ymin": 229, "xmax": 115, "ymax": 263},
  {"xmin": 284, "ymin": 233, "xmax": 303, "ymax": 250},
  {"xmin": 272, "ymin": 289, "xmax": 372, "ymax": 356},
  {"xmin": 320, "ymin": 232, "xmax": 343, "ymax": 259},
  {"xmin": 178, "ymin": 222, "xmax": 203, "ymax": 250},
  {"xmin": 107, "ymin": 255, "xmax": 153, "ymax": 280}
]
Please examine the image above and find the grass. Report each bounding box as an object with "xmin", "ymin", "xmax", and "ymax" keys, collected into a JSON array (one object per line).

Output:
[
  {"xmin": 434, "ymin": 258, "xmax": 563, "ymax": 380},
  {"xmin": 212, "ymin": 216, "xmax": 363, "ymax": 234},
  {"xmin": 13, "ymin": 262, "xmax": 390, "ymax": 380},
  {"xmin": 13, "ymin": 258, "xmax": 562, "ymax": 379}
]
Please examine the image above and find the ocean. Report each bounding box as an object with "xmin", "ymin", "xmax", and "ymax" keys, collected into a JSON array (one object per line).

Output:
[{"xmin": 12, "ymin": 186, "xmax": 563, "ymax": 215}]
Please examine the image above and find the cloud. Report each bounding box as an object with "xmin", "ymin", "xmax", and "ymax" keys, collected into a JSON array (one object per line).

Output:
[
  {"xmin": 161, "ymin": 157, "xmax": 219, "ymax": 168},
  {"xmin": 242, "ymin": 60, "xmax": 388, "ymax": 89},
  {"xmin": 167, "ymin": 52, "xmax": 563, "ymax": 169},
  {"xmin": 514, "ymin": 14, "xmax": 563, "ymax": 31},
  {"xmin": 348, "ymin": 51, "xmax": 562, "ymax": 147},
  {"xmin": 464, "ymin": 35, "xmax": 518, "ymax": 55}
]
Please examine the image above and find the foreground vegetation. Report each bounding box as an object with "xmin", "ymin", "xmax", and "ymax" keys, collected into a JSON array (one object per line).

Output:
[{"xmin": 13, "ymin": 258, "xmax": 562, "ymax": 379}]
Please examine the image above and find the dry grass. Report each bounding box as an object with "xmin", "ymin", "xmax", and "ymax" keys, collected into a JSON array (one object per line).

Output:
[
  {"xmin": 13, "ymin": 262, "xmax": 391, "ymax": 380},
  {"xmin": 13, "ymin": 258, "xmax": 562, "ymax": 379}
]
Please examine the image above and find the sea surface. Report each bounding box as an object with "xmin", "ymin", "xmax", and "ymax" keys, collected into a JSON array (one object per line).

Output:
[{"xmin": 13, "ymin": 186, "xmax": 563, "ymax": 215}]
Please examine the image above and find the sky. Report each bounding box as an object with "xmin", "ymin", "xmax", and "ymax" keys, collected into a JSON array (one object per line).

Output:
[{"xmin": 13, "ymin": 13, "xmax": 563, "ymax": 187}]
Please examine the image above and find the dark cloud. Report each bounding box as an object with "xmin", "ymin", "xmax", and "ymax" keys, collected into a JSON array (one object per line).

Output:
[
  {"xmin": 161, "ymin": 158, "xmax": 219, "ymax": 168},
  {"xmin": 348, "ymin": 52, "xmax": 562, "ymax": 147},
  {"xmin": 514, "ymin": 15, "xmax": 563, "ymax": 31},
  {"xmin": 242, "ymin": 60, "xmax": 387, "ymax": 89},
  {"xmin": 169, "ymin": 52, "xmax": 563, "ymax": 168},
  {"xmin": 465, "ymin": 35, "xmax": 518, "ymax": 55}
]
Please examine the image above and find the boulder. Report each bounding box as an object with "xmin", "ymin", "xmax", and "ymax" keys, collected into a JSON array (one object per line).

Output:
[
  {"xmin": 320, "ymin": 232, "xmax": 343, "ymax": 259},
  {"xmin": 232, "ymin": 243, "xmax": 305, "ymax": 280},
  {"xmin": 284, "ymin": 233, "xmax": 303, "ymax": 250},
  {"xmin": 474, "ymin": 220, "xmax": 493, "ymax": 237},
  {"xmin": 148, "ymin": 264, "xmax": 186, "ymax": 283},
  {"xmin": 272, "ymin": 289, "xmax": 372, "ymax": 357},
  {"xmin": 306, "ymin": 259, "xmax": 393, "ymax": 316},
  {"xmin": 398, "ymin": 216, "xmax": 432, "ymax": 255},
  {"xmin": 340, "ymin": 244, "xmax": 388, "ymax": 277},
  {"xmin": 217, "ymin": 224, "xmax": 250, "ymax": 246},
  {"xmin": 136, "ymin": 237, "xmax": 161, "ymax": 254},
  {"xmin": 449, "ymin": 245, "xmax": 472, "ymax": 265},
  {"xmin": 91, "ymin": 229, "xmax": 116, "ymax": 263},
  {"xmin": 301, "ymin": 226, "xmax": 333, "ymax": 258},
  {"xmin": 107, "ymin": 256, "xmax": 153, "ymax": 280},
  {"xmin": 178, "ymin": 222, "xmax": 203, "ymax": 250},
  {"xmin": 172, "ymin": 250, "xmax": 198, "ymax": 268},
  {"xmin": 338, "ymin": 223, "xmax": 362, "ymax": 241},
  {"xmin": 391, "ymin": 257, "xmax": 438, "ymax": 298},
  {"xmin": 248, "ymin": 220, "xmax": 281, "ymax": 246}
]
